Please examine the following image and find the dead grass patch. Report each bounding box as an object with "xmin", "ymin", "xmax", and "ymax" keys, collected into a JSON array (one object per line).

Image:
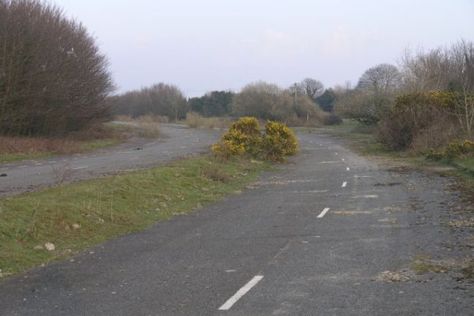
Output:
[
  {"xmin": 0, "ymin": 124, "xmax": 123, "ymax": 163},
  {"xmin": 375, "ymin": 269, "xmax": 413, "ymax": 282},
  {"xmin": 184, "ymin": 112, "xmax": 231, "ymax": 129},
  {"xmin": 448, "ymin": 218, "xmax": 474, "ymax": 228}
]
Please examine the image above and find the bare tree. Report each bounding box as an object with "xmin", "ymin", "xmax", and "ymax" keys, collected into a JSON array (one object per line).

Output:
[
  {"xmin": 109, "ymin": 83, "xmax": 188, "ymax": 121},
  {"xmin": 357, "ymin": 64, "xmax": 401, "ymax": 95},
  {"xmin": 449, "ymin": 40, "xmax": 474, "ymax": 138},
  {"xmin": 400, "ymin": 40, "xmax": 474, "ymax": 137},
  {"xmin": 232, "ymin": 81, "xmax": 322, "ymax": 123},
  {"xmin": 301, "ymin": 78, "xmax": 324, "ymax": 99},
  {"xmin": 0, "ymin": 0, "xmax": 113, "ymax": 136},
  {"xmin": 232, "ymin": 82, "xmax": 284, "ymax": 120}
]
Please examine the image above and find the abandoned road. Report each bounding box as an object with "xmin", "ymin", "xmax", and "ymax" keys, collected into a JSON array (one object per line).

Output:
[
  {"xmin": 0, "ymin": 130, "xmax": 472, "ymax": 315},
  {"xmin": 0, "ymin": 124, "xmax": 220, "ymax": 197}
]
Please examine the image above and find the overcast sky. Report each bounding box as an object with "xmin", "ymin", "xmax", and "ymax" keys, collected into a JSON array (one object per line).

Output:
[{"xmin": 54, "ymin": 0, "xmax": 474, "ymax": 97}]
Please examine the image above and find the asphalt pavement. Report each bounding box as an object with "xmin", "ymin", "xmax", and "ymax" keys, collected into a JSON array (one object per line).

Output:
[
  {"xmin": 0, "ymin": 130, "xmax": 472, "ymax": 315},
  {"xmin": 0, "ymin": 124, "xmax": 220, "ymax": 196}
]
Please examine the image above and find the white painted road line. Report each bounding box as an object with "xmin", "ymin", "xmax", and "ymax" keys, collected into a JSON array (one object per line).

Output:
[
  {"xmin": 317, "ymin": 207, "xmax": 330, "ymax": 219},
  {"xmin": 352, "ymin": 194, "xmax": 379, "ymax": 199},
  {"xmin": 219, "ymin": 275, "xmax": 264, "ymax": 311},
  {"xmin": 72, "ymin": 166, "xmax": 88, "ymax": 170},
  {"xmin": 342, "ymin": 181, "xmax": 347, "ymax": 188},
  {"xmin": 346, "ymin": 167, "xmax": 350, "ymax": 171}
]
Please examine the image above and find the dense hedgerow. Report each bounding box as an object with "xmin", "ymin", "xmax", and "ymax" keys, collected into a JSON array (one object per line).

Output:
[{"xmin": 211, "ymin": 117, "xmax": 298, "ymax": 161}]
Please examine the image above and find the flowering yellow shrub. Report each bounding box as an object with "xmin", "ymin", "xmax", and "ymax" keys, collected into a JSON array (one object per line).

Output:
[
  {"xmin": 426, "ymin": 139, "xmax": 474, "ymax": 161},
  {"xmin": 262, "ymin": 121, "xmax": 298, "ymax": 161},
  {"xmin": 211, "ymin": 117, "xmax": 299, "ymax": 161},
  {"xmin": 211, "ymin": 140, "xmax": 245, "ymax": 159},
  {"xmin": 212, "ymin": 117, "xmax": 262, "ymax": 158}
]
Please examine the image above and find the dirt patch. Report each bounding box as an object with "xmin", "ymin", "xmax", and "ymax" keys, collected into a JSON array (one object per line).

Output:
[
  {"xmin": 448, "ymin": 218, "xmax": 474, "ymax": 228},
  {"xmin": 375, "ymin": 269, "xmax": 414, "ymax": 282},
  {"xmin": 411, "ymin": 256, "xmax": 474, "ymax": 281}
]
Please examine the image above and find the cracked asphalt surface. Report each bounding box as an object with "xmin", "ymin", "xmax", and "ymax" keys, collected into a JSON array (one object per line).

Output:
[
  {"xmin": 0, "ymin": 124, "xmax": 220, "ymax": 197},
  {"xmin": 0, "ymin": 130, "xmax": 472, "ymax": 315}
]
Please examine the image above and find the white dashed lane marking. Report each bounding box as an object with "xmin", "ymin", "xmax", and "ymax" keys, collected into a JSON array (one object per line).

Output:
[
  {"xmin": 218, "ymin": 275, "xmax": 264, "ymax": 311},
  {"xmin": 317, "ymin": 208, "xmax": 330, "ymax": 219}
]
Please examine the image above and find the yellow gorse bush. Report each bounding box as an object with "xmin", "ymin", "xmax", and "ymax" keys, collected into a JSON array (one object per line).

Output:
[
  {"xmin": 426, "ymin": 139, "xmax": 474, "ymax": 161},
  {"xmin": 212, "ymin": 117, "xmax": 298, "ymax": 161},
  {"xmin": 262, "ymin": 121, "xmax": 298, "ymax": 161}
]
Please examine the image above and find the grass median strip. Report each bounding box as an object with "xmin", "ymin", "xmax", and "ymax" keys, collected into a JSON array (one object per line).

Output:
[{"xmin": 0, "ymin": 156, "xmax": 270, "ymax": 278}]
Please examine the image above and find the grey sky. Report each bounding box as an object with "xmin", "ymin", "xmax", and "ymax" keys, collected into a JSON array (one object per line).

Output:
[{"xmin": 54, "ymin": 0, "xmax": 474, "ymax": 97}]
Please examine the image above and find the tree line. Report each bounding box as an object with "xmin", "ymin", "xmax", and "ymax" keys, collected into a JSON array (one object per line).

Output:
[
  {"xmin": 333, "ymin": 40, "xmax": 473, "ymax": 150},
  {"xmin": 109, "ymin": 78, "xmax": 338, "ymax": 125}
]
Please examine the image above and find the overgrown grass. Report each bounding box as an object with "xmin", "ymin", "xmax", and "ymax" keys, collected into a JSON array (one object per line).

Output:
[
  {"xmin": 183, "ymin": 112, "xmax": 232, "ymax": 129},
  {"xmin": 318, "ymin": 120, "xmax": 474, "ymax": 178},
  {"xmin": 0, "ymin": 117, "xmax": 165, "ymax": 164},
  {"xmin": 311, "ymin": 120, "xmax": 393, "ymax": 156},
  {"xmin": 0, "ymin": 156, "xmax": 269, "ymax": 278},
  {"xmin": 452, "ymin": 158, "xmax": 474, "ymax": 177},
  {"xmin": 0, "ymin": 136, "xmax": 121, "ymax": 164}
]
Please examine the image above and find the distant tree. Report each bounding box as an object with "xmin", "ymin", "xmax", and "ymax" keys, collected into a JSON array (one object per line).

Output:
[
  {"xmin": 149, "ymin": 84, "xmax": 188, "ymax": 121},
  {"xmin": 233, "ymin": 81, "xmax": 323, "ymax": 123},
  {"xmin": 316, "ymin": 89, "xmax": 336, "ymax": 112},
  {"xmin": 0, "ymin": 0, "xmax": 113, "ymax": 135},
  {"xmin": 110, "ymin": 83, "xmax": 188, "ymax": 121},
  {"xmin": 301, "ymin": 78, "xmax": 324, "ymax": 100},
  {"xmin": 347, "ymin": 64, "xmax": 401, "ymax": 124},
  {"xmin": 232, "ymin": 82, "xmax": 285, "ymax": 120},
  {"xmin": 357, "ymin": 64, "xmax": 401, "ymax": 95},
  {"xmin": 188, "ymin": 91, "xmax": 234, "ymax": 117}
]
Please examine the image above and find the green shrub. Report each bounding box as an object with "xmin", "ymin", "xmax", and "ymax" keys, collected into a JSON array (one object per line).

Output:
[{"xmin": 377, "ymin": 92, "xmax": 457, "ymax": 150}]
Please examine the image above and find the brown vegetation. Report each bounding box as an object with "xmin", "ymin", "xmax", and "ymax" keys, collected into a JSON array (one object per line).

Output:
[
  {"xmin": 335, "ymin": 40, "xmax": 474, "ymax": 154},
  {"xmin": 183, "ymin": 112, "xmax": 231, "ymax": 129},
  {"xmin": 109, "ymin": 83, "xmax": 188, "ymax": 121},
  {"xmin": 0, "ymin": 0, "xmax": 113, "ymax": 136}
]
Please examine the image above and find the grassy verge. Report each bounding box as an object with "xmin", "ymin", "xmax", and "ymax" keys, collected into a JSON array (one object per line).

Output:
[
  {"xmin": 317, "ymin": 120, "xmax": 474, "ymax": 179},
  {"xmin": 0, "ymin": 156, "xmax": 269, "ymax": 278}
]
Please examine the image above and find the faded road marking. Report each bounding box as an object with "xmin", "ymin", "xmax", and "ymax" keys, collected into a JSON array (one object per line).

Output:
[
  {"xmin": 342, "ymin": 181, "xmax": 347, "ymax": 188},
  {"xmin": 352, "ymin": 194, "xmax": 379, "ymax": 199},
  {"xmin": 218, "ymin": 275, "xmax": 264, "ymax": 310},
  {"xmin": 319, "ymin": 161, "xmax": 340, "ymax": 164},
  {"xmin": 72, "ymin": 166, "xmax": 88, "ymax": 170},
  {"xmin": 317, "ymin": 207, "xmax": 330, "ymax": 218},
  {"xmin": 346, "ymin": 167, "xmax": 350, "ymax": 171}
]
